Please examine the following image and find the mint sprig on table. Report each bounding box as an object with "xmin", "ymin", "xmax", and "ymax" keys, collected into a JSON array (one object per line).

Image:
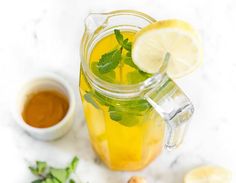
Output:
[
  {"xmin": 96, "ymin": 29, "xmax": 135, "ymax": 74},
  {"xmin": 29, "ymin": 156, "xmax": 79, "ymax": 183}
]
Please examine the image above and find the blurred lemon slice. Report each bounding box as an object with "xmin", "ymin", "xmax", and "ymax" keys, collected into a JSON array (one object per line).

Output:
[
  {"xmin": 184, "ymin": 166, "xmax": 232, "ymax": 183},
  {"xmin": 132, "ymin": 19, "xmax": 203, "ymax": 78}
]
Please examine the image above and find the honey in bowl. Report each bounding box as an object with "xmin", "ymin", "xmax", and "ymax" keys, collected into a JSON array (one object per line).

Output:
[{"xmin": 22, "ymin": 90, "xmax": 69, "ymax": 128}]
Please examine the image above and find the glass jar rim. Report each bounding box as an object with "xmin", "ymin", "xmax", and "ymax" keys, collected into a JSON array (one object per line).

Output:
[{"xmin": 80, "ymin": 10, "xmax": 163, "ymax": 98}]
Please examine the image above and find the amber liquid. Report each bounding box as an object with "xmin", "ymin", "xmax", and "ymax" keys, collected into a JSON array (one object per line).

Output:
[{"xmin": 22, "ymin": 90, "xmax": 69, "ymax": 128}]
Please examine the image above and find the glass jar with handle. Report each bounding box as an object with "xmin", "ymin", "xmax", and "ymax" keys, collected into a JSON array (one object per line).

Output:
[{"xmin": 79, "ymin": 10, "xmax": 194, "ymax": 171}]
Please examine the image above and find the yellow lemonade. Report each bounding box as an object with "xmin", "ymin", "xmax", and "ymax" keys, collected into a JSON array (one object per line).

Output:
[{"xmin": 79, "ymin": 31, "xmax": 165, "ymax": 170}]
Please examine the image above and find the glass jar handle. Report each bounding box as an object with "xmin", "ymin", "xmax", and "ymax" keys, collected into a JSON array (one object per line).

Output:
[{"xmin": 144, "ymin": 74, "xmax": 194, "ymax": 150}]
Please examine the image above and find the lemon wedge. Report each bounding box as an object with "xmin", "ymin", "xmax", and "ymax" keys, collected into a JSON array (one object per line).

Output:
[
  {"xmin": 132, "ymin": 19, "xmax": 203, "ymax": 78},
  {"xmin": 184, "ymin": 166, "xmax": 232, "ymax": 183}
]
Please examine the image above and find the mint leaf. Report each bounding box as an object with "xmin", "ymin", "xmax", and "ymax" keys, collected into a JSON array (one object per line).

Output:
[
  {"xmin": 124, "ymin": 52, "xmax": 137, "ymax": 69},
  {"xmin": 29, "ymin": 157, "xmax": 79, "ymax": 183},
  {"xmin": 114, "ymin": 29, "xmax": 124, "ymax": 45},
  {"xmin": 109, "ymin": 105, "xmax": 142, "ymax": 126},
  {"xmin": 126, "ymin": 50, "xmax": 131, "ymax": 57},
  {"xmin": 70, "ymin": 156, "xmax": 79, "ymax": 172},
  {"xmin": 122, "ymin": 40, "xmax": 132, "ymax": 51},
  {"xmin": 109, "ymin": 106, "xmax": 122, "ymax": 121},
  {"xmin": 84, "ymin": 92, "xmax": 99, "ymax": 109},
  {"xmin": 66, "ymin": 156, "xmax": 79, "ymax": 175},
  {"xmin": 114, "ymin": 30, "xmax": 132, "ymax": 51},
  {"xmin": 90, "ymin": 89, "xmax": 152, "ymax": 126},
  {"xmin": 123, "ymin": 38, "xmax": 128, "ymax": 45},
  {"xmin": 93, "ymin": 91, "xmax": 108, "ymax": 106},
  {"xmin": 95, "ymin": 29, "xmax": 134, "ymax": 76},
  {"xmin": 116, "ymin": 114, "xmax": 140, "ymax": 127},
  {"xmin": 32, "ymin": 179, "xmax": 43, "ymax": 183},
  {"xmin": 29, "ymin": 161, "xmax": 47, "ymax": 176},
  {"xmin": 124, "ymin": 57, "xmax": 136, "ymax": 68},
  {"xmin": 52, "ymin": 178, "xmax": 61, "ymax": 183},
  {"xmin": 97, "ymin": 49, "xmax": 121, "ymax": 73},
  {"xmin": 126, "ymin": 99, "xmax": 150, "ymax": 112},
  {"xmin": 91, "ymin": 62, "xmax": 115, "ymax": 82},
  {"xmin": 94, "ymin": 90, "xmax": 150, "ymax": 112},
  {"xmin": 29, "ymin": 166, "xmax": 39, "ymax": 176},
  {"xmin": 42, "ymin": 178, "xmax": 60, "ymax": 183},
  {"xmin": 94, "ymin": 90, "xmax": 151, "ymax": 113},
  {"xmin": 69, "ymin": 180, "xmax": 76, "ymax": 183},
  {"xmin": 37, "ymin": 161, "xmax": 47, "ymax": 174},
  {"xmin": 42, "ymin": 178, "xmax": 54, "ymax": 183},
  {"xmin": 50, "ymin": 168, "xmax": 67, "ymax": 183}
]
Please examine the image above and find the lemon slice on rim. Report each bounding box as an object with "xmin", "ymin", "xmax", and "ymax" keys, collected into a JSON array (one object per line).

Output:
[
  {"xmin": 132, "ymin": 19, "xmax": 203, "ymax": 78},
  {"xmin": 184, "ymin": 166, "xmax": 232, "ymax": 183}
]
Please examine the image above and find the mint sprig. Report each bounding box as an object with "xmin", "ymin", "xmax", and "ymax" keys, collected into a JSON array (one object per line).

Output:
[
  {"xmin": 29, "ymin": 157, "xmax": 79, "ymax": 183},
  {"xmin": 83, "ymin": 90, "xmax": 151, "ymax": 126},
  {"xmin": 114, "ymin": 29, "xmax": 132, "ymax": 51},
  {"xmin": 86, "ymin": 29, "xmax": 154, "ymax": 126},
  {"xmin": 114, "ymin": 29, "xmax": 124, "ymax": 46},
  {"xmin": 96, "ymin": 29, "xmax": 134, "ymax": 74},
  {"xmin": 29, "ymin": 161, "xmax": 47, "ymax": 176},
  {"xmin": 97, "ymin": 49, "xmax": 122, "ymax": 74}
]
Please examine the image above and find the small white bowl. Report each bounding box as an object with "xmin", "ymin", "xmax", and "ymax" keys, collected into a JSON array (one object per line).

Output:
[{"xmin": 12, "ymin": 73, "xmax": 76, "ymax": 141}]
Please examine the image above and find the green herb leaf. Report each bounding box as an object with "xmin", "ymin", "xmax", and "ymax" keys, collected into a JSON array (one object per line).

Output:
[
  {"xmin": 114, "ymin": 29, "xmax": 132, "ymax": 51},
  {"xmin": 109, "ymin": 105, "xmax": 142, "ymax": 126},
  {"xmin": 50, "ymin": 168, "xmax": 67, "ymax": 183},
  {"xmin": 124, "ymin": 57, "xmax": 136, "ymax": 68},
  {"xmin": 96, "ymin": 29, "xmax": 134, "ymax": 75},
  {"xmin": 122, "ymin": 40, "xmax": 132, "ymax": 51},
  {"xmin": 116, "ymin": 114, "xmax": 140, "ymax": 127},
  {"xmin": 123, "ymin": 38, "xmax": 128, "ymax": 45},
  {"xmin": 66, "ymin": 156, "xmax": 79, "ymax": 175},
  {"xmin": 84, "ymin": 92, "xmax": 99, "ymax": 109},
  {"xmin": 70, "ymin": 156, "xmax": 79, "ymax": 172},
  {"xmin": 29, "ymin": 166, "xmax": 39, "ymax": 176},
  {"xmin": 114, "ymin": 29, "xmax": 124, "ymax": 45},
  {"xmin": 97, "ymin": 49, "xmax": 122, "ymax": 73},
  {"xmin": 109, "ymin": 106, "xmax": 122, "ymax": 121},
  {"xmin": 43, "ymin": 178, "xmax": 54, "ymax": 183},
  {"xmin": 29, "ymin": 157, "xmax": 79, "ymax": 183},
  {"xmin": 29, "ymin": 161, "xmax": 47, "ymax": 176},
  {"xmin": 94, "ymin": 91, "xmax": 150, "ymax": 113},
  {"xmin": 69, "ymin": 179, "xmax": 76, "ymax": 183},
  {"xmin": 110, "ymin": 111, "xmax": 122, "ymax": 121},
  {"xmin": 124, "ymin": 52, "xmax": 137, "ymax": 69},
  {"xmin": 42, "ymin": 178, "xmax": 60, "ymax": 183},
  {"xmin": 52, "ymin": 177, "xmax": 61, "ymax": 183},
  {"xmin": 126, "ymin": 99, "xmax": 151, "ymax": 112},
  {"xmin": 32, "ymin": 179, "xmax": 43, "ymax": 183},
  {"xmin": 37, "ymin": 161, "xmax": 47, "ymax": 174},
  {"xmin": 92, "ymin": 91, "xmax": 108, "ymax": 106},
  {"xmin": 90, "ymin": 89, "xmax": 152, "ymax": 127},
  {"xmin": 91, "ymin": 62, "xmax": 115, "ymax": 82}
]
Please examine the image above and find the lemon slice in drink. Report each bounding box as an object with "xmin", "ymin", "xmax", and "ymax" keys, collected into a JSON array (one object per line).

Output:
[
  {"xmin": 184, "ymin": 166, "xmax": 232, "ymax": 183},
  {"xmin": 132, "ymin": 20, "xmax": 203, "ymax": 78}
]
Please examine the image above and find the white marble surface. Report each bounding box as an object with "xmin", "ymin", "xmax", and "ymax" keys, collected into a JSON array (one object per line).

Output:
[{"xmin": 0, "ymin": 0, "xmax": 236, "ymax": 182}]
